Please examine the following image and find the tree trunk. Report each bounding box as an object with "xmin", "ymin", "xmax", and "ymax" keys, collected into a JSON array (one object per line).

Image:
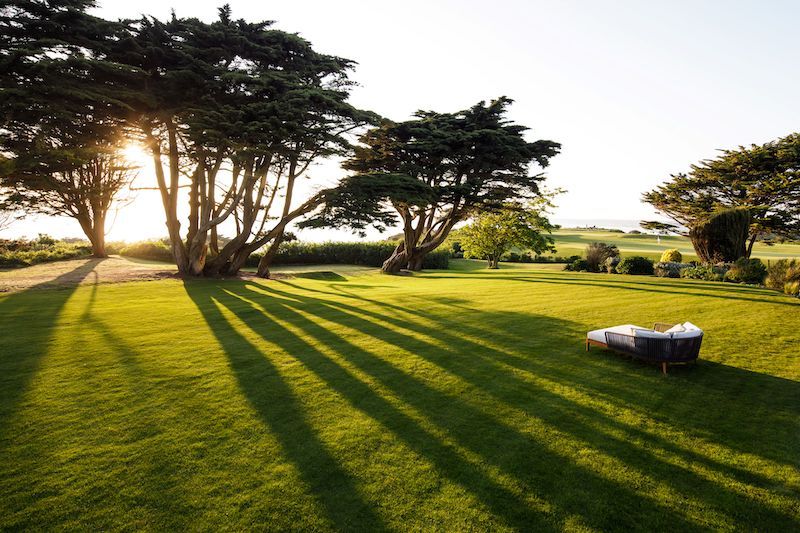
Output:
[
  {"xmin": 91, "ymin": 223, "xmax": 106, "ymax": 258},
  {"xmin": 407, "ymin": 254, "xmax": 424, "ymax": 271},
  {"xmin": 256, "ymin": 235, "xmax": 284, "ymax": 278},
  {"xmin": 746, "ymin": 234, "xmax": 757, "ymax": 258},
  {"xmin": 381, "ymin": 243, "xmax": 408, "ymax": 274}
]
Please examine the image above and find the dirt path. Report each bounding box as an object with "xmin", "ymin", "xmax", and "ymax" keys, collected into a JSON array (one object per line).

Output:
[{"xmin": 0, "ymin": 256, "xmax": 179, "ymax": 293}]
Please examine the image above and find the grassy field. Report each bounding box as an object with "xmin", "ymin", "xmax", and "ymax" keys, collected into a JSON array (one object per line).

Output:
[
  {"xmin": 1, "ymin": 259, "xmax": 798, "ymax": 530},
  {"xmin": 548, "ymin": 229, "xmax": 800, "ymax": 261}
]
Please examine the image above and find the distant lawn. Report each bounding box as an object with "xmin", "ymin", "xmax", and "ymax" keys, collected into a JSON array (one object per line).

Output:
[
  {"xmin": 548, "ymin": 229, "xmax": 800, "ymax": 261},
  {"xmin": 1, "ymin": 259, "xmax": 798, "ymax": 530}
]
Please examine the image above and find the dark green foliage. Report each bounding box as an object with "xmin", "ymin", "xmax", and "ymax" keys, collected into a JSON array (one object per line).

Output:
[
  {"xmin": 585, "ymin": 242, "xmax": 619, "ymax": 272},
  {"xmin": 247, "ymin": 241, "xmax": 449, "ymax": 269},
  {"xmin": 311, "ymin": 98, "xmax": 560, "ymax": 272},
  {"xmin": 616, "ymin": 256, "xmax": 655, "ymax": 275},
  {"xmin": 689, "ymin": 208, "xmax": 752, "ymax": 263},
  {"xmin": 643, "ymin": 134, "xmax": 800, "ymax": 255},
  {"xmin": 681, "ymin": 264, "xmax": 729, "ymax": 282},
  {"xmin": 724, "ymin": 258, "xmax": 768, "ymax": 284},
  {"xmin": 565, "ymin": 258, "xmax": 590, "ymax": 272}
]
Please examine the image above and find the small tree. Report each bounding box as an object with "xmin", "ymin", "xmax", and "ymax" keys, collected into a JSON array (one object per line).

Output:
[
  {"xmin": 0, "ymin": 145, "xmax": 136, "ymax": 257},
  {"xmin": 460, "ymin": 202, "xmax": 557, "ymax": 269},
  {"xmin": 585, "ymin": 242, "xmax": 619, "ymax": 272}
]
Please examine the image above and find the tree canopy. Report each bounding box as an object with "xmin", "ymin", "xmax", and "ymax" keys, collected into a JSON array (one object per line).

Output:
[
  {"xmin": 643, "ymin": 133, "xmax": 800, "ymax": 256},
  {"xmin": 0, "ymin": 0, "xmax": 137, "ymax": 255},
  {"xmin": 306, "ymin": 98, "xmax": 560, "ymax": 272}
]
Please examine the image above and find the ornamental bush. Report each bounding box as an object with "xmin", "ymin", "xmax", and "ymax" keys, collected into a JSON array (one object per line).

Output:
[
  {"xmin": 680, "ymin": 263, "xmax": 729, "ymax": 281},
  {"xmin": 660, "ymin": 249, "xmax": 682, "ymax": 262},
  {"xmin": 654, "ymin": 261, "xmax": 690, "ymax": 278},
  {"xmin": 765, "ymin": 259, "xmax": 800, "ymax": 296},
  {"xmin": 616, "ymin": 256, "xmax": 654, "ymax": 275},
  {"xmin": 723, "ymin": 258, "xmax": 767, "ymax": 284}
]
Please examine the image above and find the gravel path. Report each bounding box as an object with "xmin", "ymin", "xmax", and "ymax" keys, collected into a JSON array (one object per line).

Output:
[{"xmin": 0, "ymin": 256, "xmax": 179, "ymax": 293}]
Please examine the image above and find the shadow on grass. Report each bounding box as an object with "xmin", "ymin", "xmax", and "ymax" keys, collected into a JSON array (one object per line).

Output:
[
  {"xmin": 184, "ymin": 281, "xmax": 388, "ymax": 532},
  {"xmin": 258, "ymin": 283, "xmax": 800, "ymax": 529},
  {"xmin": 0, "ymin": 259, "xmax": 102, "ymax": 434},
  {"xmin": 182, "ymin": 278, "xmax": 787, "ymax": 530}
]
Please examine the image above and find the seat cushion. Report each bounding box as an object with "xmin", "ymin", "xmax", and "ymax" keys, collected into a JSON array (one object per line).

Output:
[
  {"xmin": 633, "ymin": 328, "xmax": 670, "ymax": 339},
  {"xmin": 587, "ymin": 324, "xmax": 643, "ymax": 344},
  {"xmin": 682, "ymin": 321, "xmax": 701, "ymax": 331},
  {"xmin": 672, "ymin": 329, "xmax": 703, "ymax": 339},
  {"xmin": 665, "ymin": 323, "xmax": 686, "ymax": 334}
]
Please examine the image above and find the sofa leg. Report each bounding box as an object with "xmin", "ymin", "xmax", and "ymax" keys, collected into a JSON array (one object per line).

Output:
[
  {"xmin": 661, "ymin": 362, "xmax": 668, "ymax": 375},
  {"xmin": 585, "ymin": 340, "xmax": 589, "ymax": 351}
]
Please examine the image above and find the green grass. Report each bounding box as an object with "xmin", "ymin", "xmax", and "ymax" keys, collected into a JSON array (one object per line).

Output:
[
  {"xmin": 1, "ymin": 259, "xmax": 798, "ymax": 530},
  {"xmin": 548, "ymin": 229, "xmax": 800, "ymax": 261}
]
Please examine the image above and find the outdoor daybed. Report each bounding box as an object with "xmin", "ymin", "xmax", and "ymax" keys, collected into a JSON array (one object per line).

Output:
[{"xmin": 586, "ymin": 322, "xmax": 703, "ymax": 374}]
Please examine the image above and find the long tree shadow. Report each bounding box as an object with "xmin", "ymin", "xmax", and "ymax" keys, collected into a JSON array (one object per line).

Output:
[
  {"xmin": 198, "ymin": 280, "xmax": 714, "ymax": 531},
  {"xmin": 184, "ymin": 281, "xmax": 388, "ymax": 532},
  {"xmin": 296, "ymin": 281, "xmax": 800, "ymax": 472},
  {"xmin": 0, "ymin": 259, "xmax": 102, "ymax": 435},
  {"xmin": 248, "ymin": 282, "xmax": 799, "ymax": 528}
]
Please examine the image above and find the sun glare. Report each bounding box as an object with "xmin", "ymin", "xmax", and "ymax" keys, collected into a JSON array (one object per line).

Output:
[{"xmin": 121, "ymin": 143, "xmax": 150, "ymax": 166}]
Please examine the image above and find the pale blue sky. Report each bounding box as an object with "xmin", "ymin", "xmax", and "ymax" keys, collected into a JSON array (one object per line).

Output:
[{"xmin": 5, "ymin": 0, "xmax": 799, "ymax": 241}]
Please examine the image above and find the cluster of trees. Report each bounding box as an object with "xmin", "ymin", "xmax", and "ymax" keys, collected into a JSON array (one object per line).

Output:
[
  {"xmin": 0, "ymin": 1, "xmax": 559, "ymax": 277},
  {"xmin": 643, "ymin": 134, "xmax": 800, "ymax": 262}
]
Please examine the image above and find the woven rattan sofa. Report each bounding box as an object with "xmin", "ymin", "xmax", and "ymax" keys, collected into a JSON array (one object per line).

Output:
[{"xmin": 586, "ymin": 322, "xmax": 703, "ymax": 374}]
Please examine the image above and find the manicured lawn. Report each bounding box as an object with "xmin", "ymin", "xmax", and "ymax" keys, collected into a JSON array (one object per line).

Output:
[
  {"xmin": 548, "ymin": 229, "xmax": 800, "ymax": 261},
  {"xmin": 1, "ymin": 259, "xmax": 798, "ymax": 530}
]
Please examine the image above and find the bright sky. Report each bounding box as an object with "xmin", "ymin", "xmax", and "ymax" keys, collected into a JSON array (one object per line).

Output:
[{"xmin": 5, "ymin": 0, "xmax": 800, "ymax": 241}]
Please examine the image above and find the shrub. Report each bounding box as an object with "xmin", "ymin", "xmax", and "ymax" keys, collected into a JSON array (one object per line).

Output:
[
  {"xmin": 654, "ymin": 261, "xmax": 690, "ymax": 278},
  {"xmin": 119, "ymin": 240, "xmax": 173, "ymax": 262},
  {"xmin": 0, "ymin": 238, "xmax": 91, "ymax": 267},
  {"xmin": 604, "ymin": 256, "xmax": 620, "ymax": 273},
  {"xmin": 660, "ymin": 249, "xmax": 682, "ymax": 263},
  {"xmin": 585, "ymin": 242, "xmax": 619, "ymax": 272},
  {"xmin": 565, "ymin": 258, "xmax": 590, "ymax": 272},
  {"xmin": 765, "ymin": 259, "xmax": 800, "ymax": 296},
  {"xmin": 680, "ymin": 264, "xmax": 728, "ymax": 281},
  {"xmin": 723, "ymin": 258, "xmax": 767, "ymax": 284},
  {"xmin": 616, "ymin": 256, "xmax": 654, "ymax": 275}
]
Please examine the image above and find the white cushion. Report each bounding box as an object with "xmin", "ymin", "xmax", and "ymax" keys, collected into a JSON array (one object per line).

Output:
[
  {"xmin": 632, "ymin": 328, "xmax": 670, "ymax": 339},
  {"xmin": 672, "ymin": 329, "xmax": 703, "ymax": 339},
  {"xmin": 665, "ymin": 324, "xmax": 685, "ymax": 334},
  {"xmin": 682, "ymin": 321, "xmax": 701, "ymax": 331},
  {"xmin": 587, "ymin": 324, "xmax": 643, "ymax": 344}
]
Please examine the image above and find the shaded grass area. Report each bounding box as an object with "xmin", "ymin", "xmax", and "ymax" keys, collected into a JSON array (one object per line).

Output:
[
  {"xmin": 0, "ymin": 259, "xmax": 798, "ymax": 530},
  {"xmin": 548, "ymin": 229, "xmax": 800, "ymax": 261}
]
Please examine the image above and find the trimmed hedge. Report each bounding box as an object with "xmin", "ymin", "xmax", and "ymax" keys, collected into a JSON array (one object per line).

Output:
[{"xmin": 249, "ymin": 241, "xmax": 450, "ymax": 270}]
